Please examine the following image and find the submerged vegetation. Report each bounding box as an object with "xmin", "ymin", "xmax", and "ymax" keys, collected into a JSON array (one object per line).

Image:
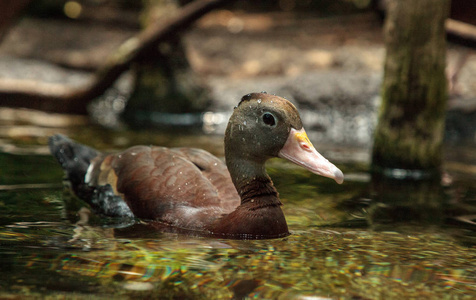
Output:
[{"xmin": 0, "ymin": 137, "xmax": 475, "ymax": 298}]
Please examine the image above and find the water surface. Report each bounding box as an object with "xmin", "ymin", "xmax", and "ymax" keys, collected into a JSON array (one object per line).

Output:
[{"xmin": 0, "ymin": 127, "xmax": 475, "ymax": 299}]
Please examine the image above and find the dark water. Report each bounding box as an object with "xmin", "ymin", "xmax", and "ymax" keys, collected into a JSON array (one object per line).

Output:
[{"xmin": 0, "ymin": 128, "xmax": 475, "ymax": 299}]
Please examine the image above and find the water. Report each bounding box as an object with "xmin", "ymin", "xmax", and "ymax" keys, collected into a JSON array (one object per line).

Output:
[{"xmin": 0, "ymin": 127, "xmax": 475, "ymax": 299}]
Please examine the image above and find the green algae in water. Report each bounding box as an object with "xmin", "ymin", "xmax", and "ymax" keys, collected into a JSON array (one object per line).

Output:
[
  {"xmin": 0, "ymin": 135, "xmax": 475, "ymax": 299},
  {"xmin": 1, "ymin": 176, "xmax": 475, "ymax": 299},
  {"xmin": 1, "ymin": 226, "xmax": 475, "ymax": 299}
]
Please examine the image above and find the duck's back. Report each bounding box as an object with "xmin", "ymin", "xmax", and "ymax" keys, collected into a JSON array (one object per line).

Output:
[
  {"xmin": 50, "ymin": 135, "xmax": 240, "ymax": 229},
  {"xmin": 92, "ymin": 146, "xmax": 239, "ymax": 217}
]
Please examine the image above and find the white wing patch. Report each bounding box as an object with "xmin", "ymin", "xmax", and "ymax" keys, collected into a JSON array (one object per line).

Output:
[{"xmin": 84, "ymin": 161, "xmax": 95, "ymax": 184}]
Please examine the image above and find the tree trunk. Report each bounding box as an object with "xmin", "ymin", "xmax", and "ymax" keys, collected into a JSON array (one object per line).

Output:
[
  {"xmin": 0, "ymin": 0, "xmax": 31, "ymax": 43},
  {"xmin": 123, "ymin": 0, "xmax": 210, "ymax": 126},
  {"xmin": 371, "ymin": 0, "xmax": 450, "ymax": 177}
]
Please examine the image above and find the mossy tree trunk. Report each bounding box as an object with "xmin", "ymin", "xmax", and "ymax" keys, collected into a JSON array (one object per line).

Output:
[
  {"xmin": 124, "ymin": 0, "xmax": 210, "ymax": 124},
  {"xmin": 371, "ymin": 0, "xmax": 450, "ymax": 176}
]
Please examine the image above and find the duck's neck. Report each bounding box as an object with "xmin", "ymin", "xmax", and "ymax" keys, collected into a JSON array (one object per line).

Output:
[
  {"xmin": 226, "ymin": 158, "xmax": 281, "ymax": 205},
  {"xmin": 209, "ymin": 157, "xmax": 289, "ymax": 239}
]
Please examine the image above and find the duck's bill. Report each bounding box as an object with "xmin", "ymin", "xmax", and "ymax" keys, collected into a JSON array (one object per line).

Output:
[{"xmin": 278, "ymin": 128, "xmax": 344, "ymax": 184}]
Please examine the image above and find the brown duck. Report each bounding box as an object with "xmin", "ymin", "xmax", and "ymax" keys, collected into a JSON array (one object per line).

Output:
[{"xmin": 50, "ymin": 93, "xmax": 343, "ymax": 239}]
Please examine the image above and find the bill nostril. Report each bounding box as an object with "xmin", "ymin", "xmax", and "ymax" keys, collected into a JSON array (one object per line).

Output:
[{"xmin": 300, "ymin": 142, "xmax": 312, "ymax": 152}]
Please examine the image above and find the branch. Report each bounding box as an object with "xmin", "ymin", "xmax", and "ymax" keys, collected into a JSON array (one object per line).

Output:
[
  {"xmin": 0, "ymin": 0, "xmax": 227, "ymax": 114},
  {"xmin": 446, "ymin": 18, "xmax": 476, "ymax": 45}
]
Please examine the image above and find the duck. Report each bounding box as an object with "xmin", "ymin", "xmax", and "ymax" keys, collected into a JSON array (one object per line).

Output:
[{"xmin": 49, "ymin": 92, "xmax": 343, "ymax": 239}]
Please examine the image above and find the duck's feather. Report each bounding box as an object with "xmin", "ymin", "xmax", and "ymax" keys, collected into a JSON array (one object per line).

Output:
[{"xmin": 87, "ymin": 146, "xmax": 240, "ymax": 229}]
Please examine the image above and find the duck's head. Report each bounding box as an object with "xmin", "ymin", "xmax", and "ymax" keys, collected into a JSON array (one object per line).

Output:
[{"xmin": 225, "ymin": 92, "xmax": 343, "ymax": 184}]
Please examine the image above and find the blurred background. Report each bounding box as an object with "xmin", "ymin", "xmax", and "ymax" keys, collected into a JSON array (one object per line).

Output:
[{"xmin": 0, "ymin": 0, "xmax": 474, "ymax": 156}]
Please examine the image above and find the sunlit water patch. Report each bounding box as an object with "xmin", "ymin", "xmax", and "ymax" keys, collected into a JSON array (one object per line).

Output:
[
  {"xmin": 1, "ymin": 221, "xmax": 475, "ymax": 299},
  {"xmin": 0, "ymin": 133, "xmax": 475, "ymax": 299}
]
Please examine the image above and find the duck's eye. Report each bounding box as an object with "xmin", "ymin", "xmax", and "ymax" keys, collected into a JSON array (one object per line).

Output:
[{"xmin": 262, "ymin": 112, "xmax": 276, "ymax": 127}]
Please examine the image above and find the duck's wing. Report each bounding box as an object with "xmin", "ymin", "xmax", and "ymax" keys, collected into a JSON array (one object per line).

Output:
[
  {"xmin": 87, "ymin": 146, "xmax": 240, "ymax": 227},
  {"xmin": 174, "ymin": 147, "xmax": 240, "ymax": 209}
]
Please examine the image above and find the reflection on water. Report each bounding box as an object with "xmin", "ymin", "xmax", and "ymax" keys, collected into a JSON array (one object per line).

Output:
[
  {"xmin": 123, "ymin": 110, "xmax": 231, "ymax": 135},
  {"xmin": 1, "ymin": 219, "xmax": 475, "ymax": 298},
  {"xmin": 0, "ymin": 128, "xmax": 475, "ymax": 298}
]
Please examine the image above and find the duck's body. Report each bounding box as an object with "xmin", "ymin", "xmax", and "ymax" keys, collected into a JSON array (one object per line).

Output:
[{"xmin": 50, "ymin": 93, "xmax": 343, "ymax": 239}]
